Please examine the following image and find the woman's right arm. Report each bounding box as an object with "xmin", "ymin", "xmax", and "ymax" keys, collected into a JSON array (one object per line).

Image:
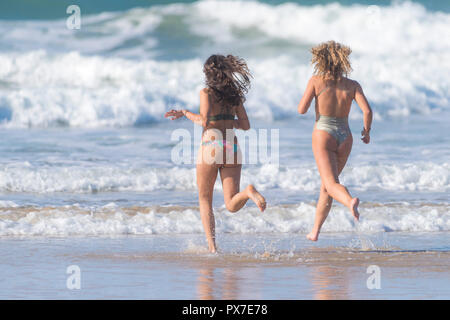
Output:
[
  {"xmin": 297, "ymin": 77, "xmax": 315, "ymax": 114},
  {"xmin": 354, "ymin": 81, "xmax": 373, "ymax": 144},
  {"xmin": 183, "ymin": 89, "xmax": 209, "ymax": 126},
  {"xmin": 164, "ymin": 89, "xmax": 209, "ymax": 126}
]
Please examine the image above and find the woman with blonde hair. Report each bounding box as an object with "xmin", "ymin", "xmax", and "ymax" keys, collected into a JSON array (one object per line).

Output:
[
  {"xmin": 165, "ymin": 54, "xmax": 266, "ymax": 253},
  {"xmin": 297, "ymin": 41, "xmax": 373, "ymax": 241}
]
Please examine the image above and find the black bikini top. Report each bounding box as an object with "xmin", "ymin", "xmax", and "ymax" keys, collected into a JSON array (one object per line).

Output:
[{"xmin": 208, "ymin": 114, "xmax": 235, "ymax": 121}]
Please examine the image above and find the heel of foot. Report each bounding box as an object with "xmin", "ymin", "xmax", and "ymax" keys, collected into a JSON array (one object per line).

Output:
[
  {"xmin": 247, "ymin": 185, "xmax": 266, "ymax": 212},
  {"xmin": 306, "ymin": 232, "xmax": 318, "ymax": 242},
  {"xmin": 350, "ymin": 198, "xmax": 360, "ymax": 220}
]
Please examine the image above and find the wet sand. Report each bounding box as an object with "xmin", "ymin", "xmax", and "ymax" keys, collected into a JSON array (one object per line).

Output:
[{"xmin": 0, "ymin": 232, "xmax": 448, "ymax": 299}]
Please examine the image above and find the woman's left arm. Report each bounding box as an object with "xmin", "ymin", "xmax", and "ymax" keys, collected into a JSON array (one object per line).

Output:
[
  {"xmin": 233, "ymin": 103, "xmax": 250, "ymax": 130},
  {"xmin": 297, "ymin": 77, "xmax": 315, "ymax": 114}
]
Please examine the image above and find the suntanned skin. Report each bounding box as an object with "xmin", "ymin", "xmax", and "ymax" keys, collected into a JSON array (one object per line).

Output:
[
  {"xmin": 165, "ymin": 88, "xmax": 266, "ymax": 253},
  {"xmin": 298, "ymin": 75, "xmax": 372, "ymax": 241}
]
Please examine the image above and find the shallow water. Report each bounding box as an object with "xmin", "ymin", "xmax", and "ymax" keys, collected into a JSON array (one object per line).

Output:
[{"xmin": 0, "ymin": 232, "xmax": 448, "ymax": 299}]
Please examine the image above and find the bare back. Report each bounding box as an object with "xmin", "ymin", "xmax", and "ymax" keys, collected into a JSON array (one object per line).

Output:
[
  {"xmin": 199, "ymin": 88, "xmax": 250, "ymax": 137},
  {"xmin": 313, "ymin": 76, "xmax": 358, "ymax": 119},
  {"xmin": 203, "ymin": 89, "xmax": 237, "ymax": 134}
]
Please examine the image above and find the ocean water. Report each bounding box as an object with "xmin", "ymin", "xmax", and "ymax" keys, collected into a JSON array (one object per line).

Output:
[{"xmin": 0, "ymin": 0, "xmax": 449, "ymax": 299}]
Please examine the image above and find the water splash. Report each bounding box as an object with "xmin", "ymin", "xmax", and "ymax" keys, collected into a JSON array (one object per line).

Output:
[{"xmin": 352, "ymin": 220, "xmax": 377, "ymax": 251}]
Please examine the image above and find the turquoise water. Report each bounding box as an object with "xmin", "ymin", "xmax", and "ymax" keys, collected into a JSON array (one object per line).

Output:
[
  {"xmin": 0, "ymin": 0, "xmax": 448, "ymax": 250},
  {"xmin": 0, "ymin": 0, "xmax": 449, "ymax": 20},
  {"xmin": 0, "ymin": 0, "xmax": 448, "ymax": 299}
]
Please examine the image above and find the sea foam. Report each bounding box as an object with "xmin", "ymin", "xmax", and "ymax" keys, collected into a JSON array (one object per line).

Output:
[
  {"xmin": 0, "ymin": 162, "xmax": 448, "ymax": 193},
  {"xmin": 0, "ymin": 202, "xmax": 448, "ymax": 236},
  {"xmin": 0, "ymin": 1, "xmax": 448, "ymax": 127}
]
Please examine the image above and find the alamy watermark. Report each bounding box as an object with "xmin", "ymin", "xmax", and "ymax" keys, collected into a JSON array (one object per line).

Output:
[
  {"xmin": 366, "ymin": 5, "xmax": 381, "ymax": 30},
  {"xmin": 170, "ymin": 125, "xmax": 279, "ymax": 166},
  {"xmin": 66, "ymin": 5, "xmax": 81, "ymax": 30},
  {"xmin": 66, "ymin": 265, "xmax": 81, "ymax": 290},
  {"xmin": 366, "ymin": 265, "xmax": 381, "ymax": 290}
]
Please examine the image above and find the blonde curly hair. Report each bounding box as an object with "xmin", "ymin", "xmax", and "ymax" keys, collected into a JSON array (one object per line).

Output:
[{"xmin": 311, "ymin": 41, "xmax": 352, "ymax": 80}]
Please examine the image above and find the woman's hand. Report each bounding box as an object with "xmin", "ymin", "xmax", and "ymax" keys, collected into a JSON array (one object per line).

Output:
[
  {"xmin": 164, "ymin": 109, "xmax": 185, "ymax": 120},
  {"xmin": 361, "ymin": 128, "xmax": 370, "ymax": 144}
]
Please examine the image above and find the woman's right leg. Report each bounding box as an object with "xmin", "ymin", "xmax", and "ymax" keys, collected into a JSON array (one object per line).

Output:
[
  {"xmin": 307, "ymin": 184, "xmax": 333, "ymax": 241},
  {"xmin": 312, "ymin": 130, "xmax": 359, "ymax": 219},
  {"xmin": 196, "ymin": 163, "xmax": 219, "ymax": 253}
]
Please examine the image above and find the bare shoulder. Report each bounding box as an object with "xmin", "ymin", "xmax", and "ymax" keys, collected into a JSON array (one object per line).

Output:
[
  {"xmin": 310, "ymin": 75, "xmax": 321, "ymax": 85},
  {"xmin": 342, "ymin": 78, "xmax": 360, "ymax": 95},
  {"xmin": 346, "ymin": 78, "xmax": 361, "ymax": 89},
  {"xmin": 200, "ymin": 88, "xmax": 210, "ymax": 96},
  {"xmin": 309, "ymin": 75, "xmax": 322, "ymax": 92},
  {"xmin": 236, "ymin": 102, "xmax": 246, "ymax": 111}
]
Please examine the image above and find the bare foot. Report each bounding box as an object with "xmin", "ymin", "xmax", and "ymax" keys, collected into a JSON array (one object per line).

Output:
[
  {"xmin": 350, "ymin": 197, "xmax": 360, "ymax": 221},
  {"xmin": 247, "ymin": 185, "xmax": 266, "ymax": 212},
  {"xmin": 208, "ymin": 239, "xmax": 217, "ymax": 253},
  {"xmin": 306, "ymin": 231, "xmax": 319, "ymax": 241}
]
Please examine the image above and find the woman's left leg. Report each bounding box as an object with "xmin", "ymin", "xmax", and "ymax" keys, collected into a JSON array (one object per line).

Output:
[
  {"xmin": 307, "ymin": 134, "xmax": 354, "ymax": 241},
  {"xmin": 219, "ymin": 165, "xmax": 266, "ymax": 213}
]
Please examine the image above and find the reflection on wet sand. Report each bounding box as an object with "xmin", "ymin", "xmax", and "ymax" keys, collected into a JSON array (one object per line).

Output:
[
  {"xmin": 79, "ymin": 246, "xmax": 450, "ymax": 299},
  {"xmin": 222, "ymin": 267, "xmax": 239, "ymax": 300},
  {"xmin": 197, "ymin": 266, "xmax": 262, "ymax": 300},
  {"xmin": 197, "ymin": 266, "xmax": 240, "ymax": 300},
  {"xmin": 197, "ymin": 263, "xmax": 351, "ymax": 300},
  {"xmin": 309, "ymin": 265, "xmax": 349, "ymax": 300},
  {"xmin": 197, "ymin": 268, "xmax": 215, "ymax": 300}
]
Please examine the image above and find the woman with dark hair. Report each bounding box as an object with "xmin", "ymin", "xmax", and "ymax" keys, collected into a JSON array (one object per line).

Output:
[
  {"xmin": 165, "ymin": 54, "xmax": 266, "ymax": 253},
  {"xmin": 297, "ymin": 41, "xmax": 373, "ymax": 241}
]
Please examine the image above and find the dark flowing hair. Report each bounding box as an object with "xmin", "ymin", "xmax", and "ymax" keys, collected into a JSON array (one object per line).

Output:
[{"xmin": 203, "ymin": 54, "xmax": 251, "ymax": 109}]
